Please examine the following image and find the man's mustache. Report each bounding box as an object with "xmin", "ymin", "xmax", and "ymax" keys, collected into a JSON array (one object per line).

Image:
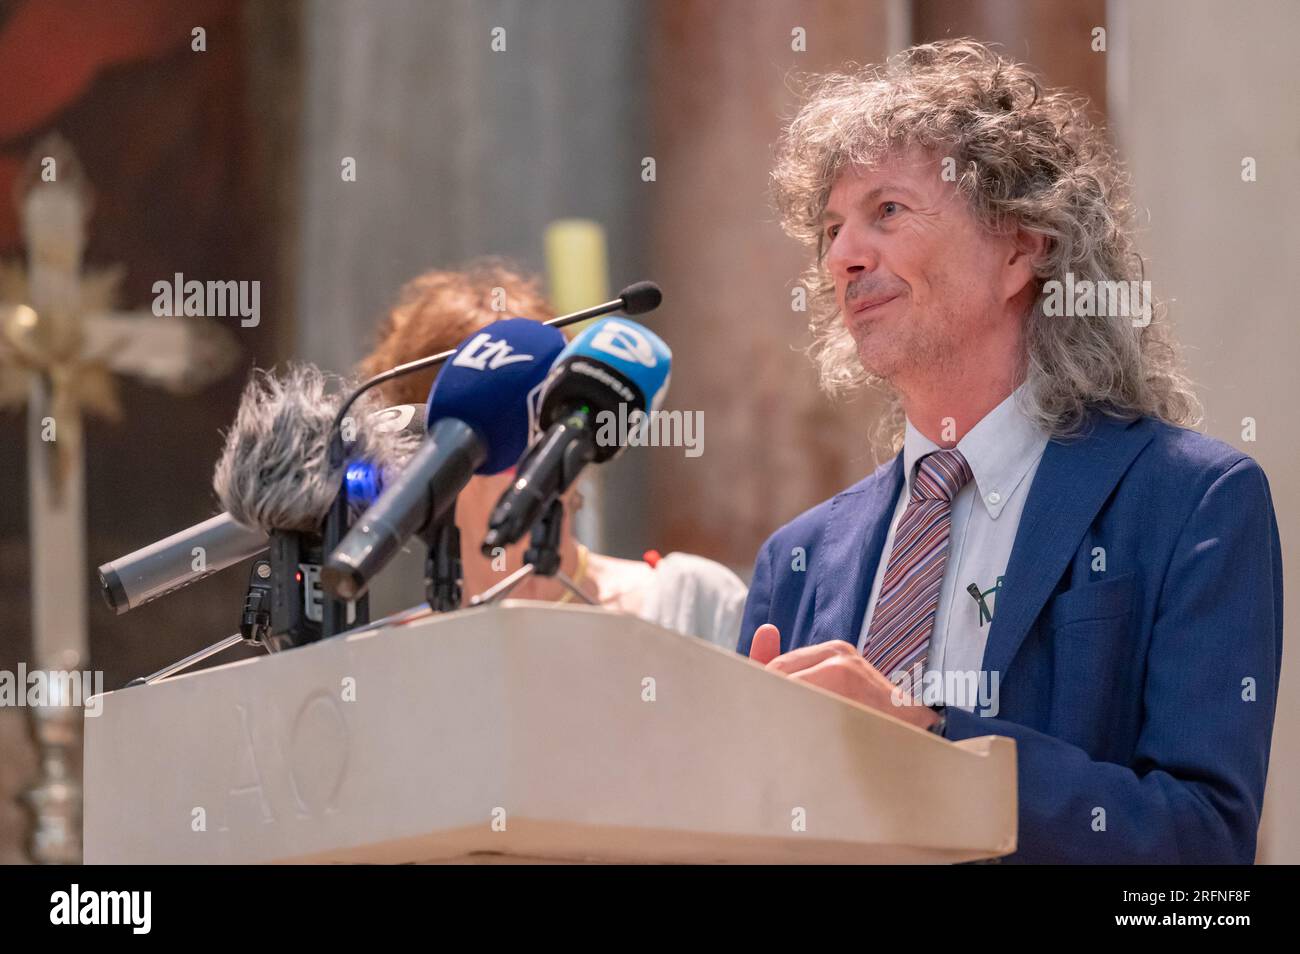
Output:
[{"xmin": 844, "ymin": 279, "xmax": 906, "ymax": 309}]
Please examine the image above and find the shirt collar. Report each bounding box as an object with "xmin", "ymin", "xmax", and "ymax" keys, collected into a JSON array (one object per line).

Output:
[{"xmin": 902, "ymin": 383, "xmax": 1049, "ymax": 519}]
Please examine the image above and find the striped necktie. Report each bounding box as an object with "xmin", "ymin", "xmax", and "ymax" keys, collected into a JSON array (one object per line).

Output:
[{"xmin": 863, "ymin": 448, "xmax": 973, "ymax": 700}]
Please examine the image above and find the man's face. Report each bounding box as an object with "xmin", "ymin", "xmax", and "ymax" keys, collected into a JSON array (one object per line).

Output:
[{"xmin": 822, "ymin": 148, "xmax": 1021, "ymax": 390}]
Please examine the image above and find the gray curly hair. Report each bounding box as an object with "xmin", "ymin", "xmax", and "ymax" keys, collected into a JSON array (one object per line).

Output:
[{"xmin": 771, "ymin": 38, "xmax": 1200, "ymax": 446}]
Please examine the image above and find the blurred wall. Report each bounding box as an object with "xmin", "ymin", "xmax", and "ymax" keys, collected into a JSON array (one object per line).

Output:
[
  {"xmin": 645, "ymin": 0, "xmax": 899, "ymax": 572},
  {"xmin": 291, "ymin": 0, "xmax": 651, "ymax": 615},
  {"xmin": 1108, "ymin": 0, "xmax": 1300, "ymax": 864},
  {"xmin": 914, "ymin": 0, "xmax": 1106, "ymax": 109}
]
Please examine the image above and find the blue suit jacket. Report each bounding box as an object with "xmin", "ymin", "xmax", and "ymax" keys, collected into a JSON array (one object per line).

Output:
[{"xmin": 738, "ymin": 412, "xmax": 1283, "ymax": 863}]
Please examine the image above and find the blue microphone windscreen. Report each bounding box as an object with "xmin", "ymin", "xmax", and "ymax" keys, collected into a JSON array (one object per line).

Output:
[
  {"xmin": 426, "ymin": 318, "xmax": 568, "ymax": 474},
  {"xmin": 558, "ymin": 317, "xmax": 672, "ymax": 411}
]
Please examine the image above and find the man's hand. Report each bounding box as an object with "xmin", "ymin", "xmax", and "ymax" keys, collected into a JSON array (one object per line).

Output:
[{"xmin": 748, "ymin": 623, "xmax": 939, "ymax": 731}]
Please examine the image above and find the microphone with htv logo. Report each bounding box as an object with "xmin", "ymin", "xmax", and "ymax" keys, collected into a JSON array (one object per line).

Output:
[{"xmin": 321, "ymin": 318, "xmax": 567, "ymax": 602}]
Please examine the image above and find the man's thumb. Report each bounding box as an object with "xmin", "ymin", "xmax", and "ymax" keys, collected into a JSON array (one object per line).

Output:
[{"xmin": 749, "ymin": 623, "xmax": 781, "ymax": 665}]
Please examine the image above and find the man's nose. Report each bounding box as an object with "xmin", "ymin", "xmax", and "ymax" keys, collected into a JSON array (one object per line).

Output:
[{"xmin": 826, "ymin": 224, "xmax": 879, "ymax": 280}]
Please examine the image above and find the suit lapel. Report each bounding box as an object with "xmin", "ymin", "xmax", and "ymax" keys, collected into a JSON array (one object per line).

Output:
[
  {"xmin": 981, "ymin": 412, "xmax": 1155, "ymax": 681},
  {"xmin": 808, "ymin": 454, "xmax": 904, "ymax": 649}
]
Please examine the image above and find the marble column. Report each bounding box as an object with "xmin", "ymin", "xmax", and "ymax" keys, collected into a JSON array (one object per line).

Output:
[{"xmin": 644, "ymin": 0, "xmax": 900, "ymax": 570}]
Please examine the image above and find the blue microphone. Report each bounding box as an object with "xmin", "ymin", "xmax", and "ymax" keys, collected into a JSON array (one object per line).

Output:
[
  {"xmin": 322, "ymin": 318, "xmax": 567, "ymax": 600},
  {"xmin": 482, "ymin": 317, "xmax": 672, "ymax": 551}
]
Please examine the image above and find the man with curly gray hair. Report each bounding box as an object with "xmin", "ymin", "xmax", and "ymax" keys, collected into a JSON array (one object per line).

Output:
[{"xmin": 738, "ymin": 40, "xmax": 1282, "ymax": 864}]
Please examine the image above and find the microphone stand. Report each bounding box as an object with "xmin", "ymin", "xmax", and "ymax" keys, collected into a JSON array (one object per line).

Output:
[
  {"xmin": 122, "ymin": 526, "xmax": 366, "ymax": 688},
  {"xmin": 469, "ymin": 499, "xmax": 595, "ymax": 607},
  {"xmin": 122, "ymin": 557, "xmax": 290, "ymax": 687},
  {"xmin": 422, "ymin": 503, "xmax": 464, "ymax": 613},
  {"xmin": 321, "ymin": 480, "xmax": 352, "ymax": 637}
]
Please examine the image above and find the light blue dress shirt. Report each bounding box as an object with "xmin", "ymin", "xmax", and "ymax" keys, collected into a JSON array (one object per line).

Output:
[{"xmin": 856, "ymin": 384, "xmax": 1049, "ymax": 710}]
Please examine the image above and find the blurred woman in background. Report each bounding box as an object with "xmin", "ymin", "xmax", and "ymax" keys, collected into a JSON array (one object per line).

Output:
[{"xmin": 357, "ymin": 258, "xmax": 747, "ymax": 649}]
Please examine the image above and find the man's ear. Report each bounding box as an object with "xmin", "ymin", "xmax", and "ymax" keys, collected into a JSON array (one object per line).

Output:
[{"xmin": 1002, "ymin": 226, "xmax": 1049, "ymax": 302}]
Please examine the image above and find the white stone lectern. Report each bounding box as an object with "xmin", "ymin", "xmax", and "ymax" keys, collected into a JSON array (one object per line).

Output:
[{"xmin": 83, "ymin": 602, "xmax": 1016, "ymax": 864}]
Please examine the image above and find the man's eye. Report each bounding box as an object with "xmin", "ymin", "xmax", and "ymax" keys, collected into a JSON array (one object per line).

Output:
[
  {"xmin": 827, "ymin": 224, "xmax": 840, "ymax": 239},
  {"xmin": 881, "ymin": 201, "xmax": 900, "ymax": 218}
]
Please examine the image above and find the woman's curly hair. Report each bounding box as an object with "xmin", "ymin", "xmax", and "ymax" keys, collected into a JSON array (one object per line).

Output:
[
  {"xmin": 358, "ymin": 257, "xmax": 555, "ymax": 405},
  {"xmin": 771, "ymin": 38, "xmax": 1200, "ymax": 445}
]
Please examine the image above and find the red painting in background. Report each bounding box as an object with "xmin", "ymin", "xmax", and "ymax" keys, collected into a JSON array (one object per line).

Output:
[{"xmin": 0, "ymin": 0, "xmax": 244, "ymax": 301}]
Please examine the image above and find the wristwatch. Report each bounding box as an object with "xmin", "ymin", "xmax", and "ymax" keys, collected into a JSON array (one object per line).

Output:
[{"xmin": 927, "ymin": 705, "xmax": 948, "ymax": 737}]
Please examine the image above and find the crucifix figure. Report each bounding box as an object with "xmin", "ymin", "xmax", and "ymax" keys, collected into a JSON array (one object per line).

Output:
[{"xmin": 0, "ymin": 134, "xmax": 239, "ymax": 863}]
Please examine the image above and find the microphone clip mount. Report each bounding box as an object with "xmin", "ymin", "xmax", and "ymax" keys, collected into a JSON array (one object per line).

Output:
[{"xmin": 469, "ymin": 499, "xmax": 595, "ymax": 608}]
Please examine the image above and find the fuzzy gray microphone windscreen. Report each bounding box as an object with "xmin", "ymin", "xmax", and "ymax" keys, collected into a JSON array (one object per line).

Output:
[{"xmin": 213, "ymin": 364, "xmax": 422, "ymax": 532}]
